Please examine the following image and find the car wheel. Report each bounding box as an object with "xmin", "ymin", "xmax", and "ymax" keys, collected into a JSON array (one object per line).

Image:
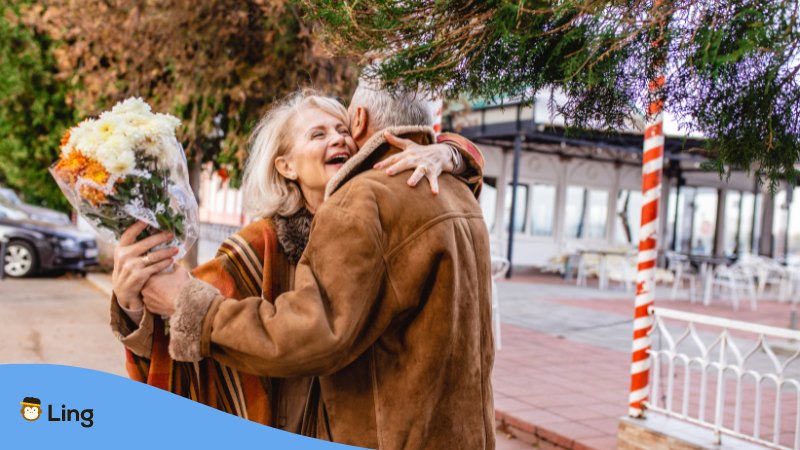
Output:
[{"xmin": 3, "ymin": 240, "xmax": 37, "ymax": 278}]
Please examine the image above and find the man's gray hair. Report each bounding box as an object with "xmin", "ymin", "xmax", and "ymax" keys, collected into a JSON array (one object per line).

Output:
[{"xmin": 350, "ymin": 78, "xmax": 434, "ymax": 129}]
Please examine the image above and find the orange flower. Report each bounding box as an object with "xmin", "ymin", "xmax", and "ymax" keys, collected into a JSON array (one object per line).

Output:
[
  {"xmin": 59, "ymin": 129, "xmax": 71, "ymax": 149},
  {"xmin": 53, "ymin": 149, "xmax": 111, "ymax": 205},
  {"xmin": 83, "ymin": 157, "xmax": 110, "ymax": 186},
  {"xmin": 54, "ymin": 149, "xmax": 90, "ymax": 185},
  {"xmin": 79, "ymin": 185, "xmax": 107, "ymax": 206}
]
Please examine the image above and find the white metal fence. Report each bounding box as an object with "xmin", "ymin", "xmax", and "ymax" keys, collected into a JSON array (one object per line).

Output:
[{"xmin": 645, "ymin": 307, "xmax": 800, "ymax": 449}]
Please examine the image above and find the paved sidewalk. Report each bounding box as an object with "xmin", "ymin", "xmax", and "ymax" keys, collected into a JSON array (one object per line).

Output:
[
  {"xmin": 493, "ymin": 324, "xmax": 627, "ymax": 449},
  {"xmin": 491, "ymin": 274, "xmax": 800, "ymax": 449},
  {"xmin": 0, "ymin": 275, "xmax": 126, "ymax": 376}
]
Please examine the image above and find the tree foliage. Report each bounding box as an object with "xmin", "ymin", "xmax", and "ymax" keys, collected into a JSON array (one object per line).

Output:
[
  {"xmin": 304, "ymin": 0, "xmax": 800, "ymax": 189},
  {"xmin": 28, "ymin": 0, "xmax": 357, "ymax": 183},
  {"xmin": 0, "ymin": 0, "xmax": 77, "ymax": 211}
]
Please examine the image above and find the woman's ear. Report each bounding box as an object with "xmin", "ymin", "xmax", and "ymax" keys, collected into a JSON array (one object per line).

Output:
[
  {"xmin": 275, "ymin": 156, "xmax": 297, "ymax": 181},
  {"xmin": 350, "ymin": 106, "xmax": 369, "ymax": 143}
]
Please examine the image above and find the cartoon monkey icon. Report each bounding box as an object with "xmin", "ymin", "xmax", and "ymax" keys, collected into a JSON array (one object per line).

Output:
[{"xmin": 20, "ymin": 397, "xmax": 42, "ymax": 421}]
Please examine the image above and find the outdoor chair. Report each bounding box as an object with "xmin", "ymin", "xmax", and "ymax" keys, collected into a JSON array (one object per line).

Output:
[
  {"xmin": 709, "ymin": 263, "xmax": 757, "ymax": 311},
  {"xmin": 746, "ymin": 254, "xmax": 791, "ymax": 301},
  {"xmin": 490, "ymin": 256, "xmax": 509, "ymax": 351},
  {"xmin": 575, "ymin": 252, "xmax": 601, "ymax": 287},
  {"xmin": 666, "ymin": 252, "xmax": 698, "ymax": 302},
  {"xmin": 604, "ymin": 254, "xmax": 635, "ymax": 292}
]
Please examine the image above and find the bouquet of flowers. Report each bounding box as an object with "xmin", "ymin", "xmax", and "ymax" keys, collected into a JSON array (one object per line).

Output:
[{"xmin": 50, "ymin": 98, "xmax": 198, "ymax": 259}]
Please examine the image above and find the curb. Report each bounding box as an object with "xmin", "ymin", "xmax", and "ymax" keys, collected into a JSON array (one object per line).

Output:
[
  {"xmin": 496, "ymin": 409, "xmax": 605, "ymax": 450},
  {"xmin": 85, "ymin": 272, "xmax": 113, "ymax": 298}
]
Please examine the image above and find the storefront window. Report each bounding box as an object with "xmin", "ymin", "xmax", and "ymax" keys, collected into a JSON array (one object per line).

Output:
[
  {"xmin": 504, "ymin": 183, "xmax": 529, "ymax": 233},
  {"xmin": 723, "ymin": 191, "xmax": 741, "ymax": 256},
  {"xmin": 738, "ymin": 192, "xmax": 759, "ymax": 255},
  {"xmin": 565, "ymin": 186, "xmax": 608, "ymax": 239},
  {"xmin": 480, "ymin": 182, "xmax": 497, "ymax": 232},
  {"xmin": 773, "ymin": 190, "xmax": 788, "ymax": 258},
  {"xmin": 691, "ymin": 188, "xmax": 718, "ymax": 255},
  {"xmin": 615, "ymin": 190, "xmax": 642, "ymax": 245},
  {"xmin": 789, "ymin": 187, "xmax": 800, "ymax": 263},
  {"xmin": 529, "ymin": 183, "xmax": 556, "ymax": 237}
]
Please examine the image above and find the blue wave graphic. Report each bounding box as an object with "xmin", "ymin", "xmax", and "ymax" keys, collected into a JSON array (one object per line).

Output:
[{"xmin": 0, "ymin": 364, "xmax": 363, "ymax": 449}]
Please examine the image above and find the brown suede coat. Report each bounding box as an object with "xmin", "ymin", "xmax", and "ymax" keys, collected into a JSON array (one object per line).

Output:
[{"xmin": 170, "ymin": 126, "xmax": 495, "ymax": 449}]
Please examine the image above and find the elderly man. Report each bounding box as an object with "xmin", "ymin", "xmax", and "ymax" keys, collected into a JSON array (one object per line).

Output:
[{"xmin": 135, "ymin": 82, "xmax": 495, "ymax": 449}]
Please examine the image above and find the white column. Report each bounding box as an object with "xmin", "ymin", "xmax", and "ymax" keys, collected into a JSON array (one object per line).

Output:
[
  {"xmin": 608, "ymin": 163, "xmax": 621, "ymax": 245},
  {"xmin": 493, "ymin": 148, "xmax": 511, "ymax": 256},
  {"xmin": 714, "ymin": 189, "xmax": 727, "ymax": 257},
  {"xmin": 554, "ymin": 157, "xmax": 569, "ymax": 252}
]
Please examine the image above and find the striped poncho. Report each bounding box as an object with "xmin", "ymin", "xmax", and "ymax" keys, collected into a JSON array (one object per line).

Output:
[{"xmin": 124, "ymin": 218, "xmax": 311, "ymax": 430}]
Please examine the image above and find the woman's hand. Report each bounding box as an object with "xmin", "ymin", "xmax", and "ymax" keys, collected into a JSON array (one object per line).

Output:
[
  {"xmin": 142, "ymin": 264, "xmax": 190, "ymax": 317},
  {"xmin": 111, "ymin": 222, "xmax": 179, "ymax": 311},
  {"xmin": 375, "ymin": 132, "xmax": 457, "ymax": 195}
]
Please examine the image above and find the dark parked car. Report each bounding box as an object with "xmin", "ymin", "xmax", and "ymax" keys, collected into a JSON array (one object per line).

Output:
[
  {"xmin": 0, "ymin": 187, "xmax": 72, "ymax": 225},
  {"xmin": 0, "ymin": 203, "xmax": 98, "ymax": 277}
]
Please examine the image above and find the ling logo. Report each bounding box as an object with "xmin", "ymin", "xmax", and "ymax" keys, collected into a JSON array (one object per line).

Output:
[
  {"xmin": 19, "ymin": 396, "xmax": 94, "ymax": 428},
  {"xmin": 20, "ymin": 397, "xmax": 42, "ymax": 421}
]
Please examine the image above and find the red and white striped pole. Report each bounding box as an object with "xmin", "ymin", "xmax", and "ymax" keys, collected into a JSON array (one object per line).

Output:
[
  {"xmin": 432, "ymin": 98, "xmax": 443, "ymax": 135},
  {"xmin": 629, "ymin": 72, "xmax": 666, "ymax": 418}
]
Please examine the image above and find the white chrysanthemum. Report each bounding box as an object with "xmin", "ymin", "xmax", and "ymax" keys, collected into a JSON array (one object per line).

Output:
[
  {"xmin": 144, "ymin": 113, "xmax": 181, "ymax": 140},
  {"xmin": 95, "ymin": 115, "xmax": 121, "ymax": 139},
  {"xmin": 154, "ymin": 113, "xmax": 181, "ymax": 131},
  {"xmin": 119, "ymin": 111, "xmax": 152, "ymax": 128},
  {"xmin": 97, "ymin": 135, "xmax": 136, "ymax": 175},
  {"xmin": 111, "ymin": 97, "xmax": 151, "ymax": 116},
  {"xmin": 107, "ymin": 150, "xmax": 136, "ymax": 175},
  {"xmin": 115, "ymin": 118, "xmax": 148, "ymax": 146},
  {"xmin": 139, "ymin": 137, "xmax": 164, "ymax": 159},
  {"xmin": 66, "ymin": 119, "xmax": 96, "ymax": 153},
  {"xmin": 75, "ymin": 122, "xmax": 110, "ymax": 158}
]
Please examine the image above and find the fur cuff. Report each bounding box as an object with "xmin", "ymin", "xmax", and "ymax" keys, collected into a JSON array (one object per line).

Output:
[{"xmin": 168, "ymin": 277, "xmax": 220, "ymax": 362}]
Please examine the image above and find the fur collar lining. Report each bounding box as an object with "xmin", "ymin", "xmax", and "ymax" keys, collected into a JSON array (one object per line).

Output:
[
  {"xmin": 273, "ymin": 208, "xmax": 313, "ymax": 265},
  {"xmin": 324, "ymin": 125, "xmax": 435, "ymax": 200}
]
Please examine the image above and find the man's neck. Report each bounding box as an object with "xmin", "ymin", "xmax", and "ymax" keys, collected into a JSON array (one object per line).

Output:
[{"xmin": 355, "ymin": 126, "xmax": 376, "ymax": 149}]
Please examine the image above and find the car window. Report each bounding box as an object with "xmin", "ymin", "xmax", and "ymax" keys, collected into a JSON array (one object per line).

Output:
[
  {"xmin": 0, "ymin": 188, "xmax": 21, "ymax": 205},
  {"xmin": 0, "ymin": 203, "xmax": 28, "ymax": 220}
]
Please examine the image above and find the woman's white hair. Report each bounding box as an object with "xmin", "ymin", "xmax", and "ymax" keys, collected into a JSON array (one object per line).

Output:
[{"xmin": 242, "ymin": 89, "xmax": 349, "ymax": 219}]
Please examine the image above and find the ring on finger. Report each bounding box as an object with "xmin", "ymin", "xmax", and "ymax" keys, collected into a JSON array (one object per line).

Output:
[{"xmin": 142, "ymin": 255, "xmax": 152, "ymax": 266}]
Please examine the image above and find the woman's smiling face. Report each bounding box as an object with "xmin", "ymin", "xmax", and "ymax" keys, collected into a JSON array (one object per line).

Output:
[{"xmin": 276, "ymin": 106, "xmax": 357, "ymax": 202}]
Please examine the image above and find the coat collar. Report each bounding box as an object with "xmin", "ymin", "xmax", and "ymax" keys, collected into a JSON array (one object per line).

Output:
[{"xmin": 324, "ymin": 125, "xmax": 435, "ymax": 200}]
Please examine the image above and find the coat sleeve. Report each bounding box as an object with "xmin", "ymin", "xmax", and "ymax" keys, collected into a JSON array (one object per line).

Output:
[
  {"xmin": 437, "ymin": 132, "xmax": 484, "ymax": 197},
  {"xmin": 109, "ymin": 293, "xmax": 155, "ymax": 358},
  {"xmin": 168, "ymin": 201, "xmax": 394, "ymax": 378}
]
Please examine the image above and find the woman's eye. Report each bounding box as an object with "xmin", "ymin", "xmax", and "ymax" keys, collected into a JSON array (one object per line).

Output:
[
  {"xmin": 312, "ymin": 132, "xmax": 324, "ymax": 139},
  {"xmin": 339, "ymin": 128, "xmax": 350, "ymax": 135}
]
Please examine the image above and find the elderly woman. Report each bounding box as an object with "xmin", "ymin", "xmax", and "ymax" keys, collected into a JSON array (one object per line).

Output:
[{"xmin": 109, "ymin": 89, "xmax": 483, "ymax": 433}]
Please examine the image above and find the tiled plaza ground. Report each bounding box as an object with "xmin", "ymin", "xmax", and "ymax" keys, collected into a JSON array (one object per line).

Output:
[{"xmin": 493, "ymin": 273, "xmax": 800, "ymax": 449}]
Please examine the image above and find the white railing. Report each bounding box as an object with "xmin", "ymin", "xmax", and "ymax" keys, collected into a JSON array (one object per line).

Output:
[{"xmin": 645, "ymin": 307, "xmax": 800, "ymax": 449}]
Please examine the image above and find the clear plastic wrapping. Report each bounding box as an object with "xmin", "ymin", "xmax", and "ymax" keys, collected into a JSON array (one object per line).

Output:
[{"xmin": 50, "ymin": 98, "xmax": 198, "ymax": 260}]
